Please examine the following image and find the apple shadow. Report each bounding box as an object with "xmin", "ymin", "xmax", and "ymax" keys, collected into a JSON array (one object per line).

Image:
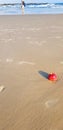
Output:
[{"xmin": 38, "ymin": 70, "xmax": 49, "ymax": 79}]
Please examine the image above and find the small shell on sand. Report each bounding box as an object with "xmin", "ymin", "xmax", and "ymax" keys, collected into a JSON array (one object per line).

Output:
[{"xmin": 0, "ymin": 85, "xmax": 5, "ymax": 92}]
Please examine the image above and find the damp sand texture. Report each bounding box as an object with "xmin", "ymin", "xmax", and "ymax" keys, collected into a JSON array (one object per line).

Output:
[{"xmin": 0, "ymin": 15, "xmax": 63, "ymax": 130}]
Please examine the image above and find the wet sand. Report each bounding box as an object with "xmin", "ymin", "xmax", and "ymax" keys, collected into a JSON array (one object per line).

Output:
[{"xmin": 0, "ymin": 15, "xmax": 63, "ymax": 130}]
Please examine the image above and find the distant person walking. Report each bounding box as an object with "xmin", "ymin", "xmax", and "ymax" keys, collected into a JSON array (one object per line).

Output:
[{"xmin": 21, "ymin": 0, "xmax": 25, "ymax": 9}]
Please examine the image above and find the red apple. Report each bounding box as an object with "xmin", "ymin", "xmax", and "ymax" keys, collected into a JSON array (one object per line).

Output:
[{"xmin": 48, "ymin": 73, "xmax": 57, "ymax": 81}]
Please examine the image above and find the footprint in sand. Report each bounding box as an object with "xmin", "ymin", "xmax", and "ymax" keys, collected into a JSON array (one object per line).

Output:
[
  {"xmin": 45, "ymin": 99, "xmax": 58, "ymax": 108},
  {"xmin": 0, "ymin": 85, "xmax": 5, "ymax": 92}
]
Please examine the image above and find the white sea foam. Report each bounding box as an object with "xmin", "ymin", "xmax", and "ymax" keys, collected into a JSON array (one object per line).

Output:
[
  {"xmin": 18, "ymin": 61, "xmax": 35, "ymax": 65},
  {"xmin": 0, "ymin": 2, "xmax": 63, "ymax": 15}
]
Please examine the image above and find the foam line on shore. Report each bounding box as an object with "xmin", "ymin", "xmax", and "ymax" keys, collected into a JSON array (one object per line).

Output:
[{"xmin": 18, "ymin": 61, "xmax": 35, "ymax": 65}]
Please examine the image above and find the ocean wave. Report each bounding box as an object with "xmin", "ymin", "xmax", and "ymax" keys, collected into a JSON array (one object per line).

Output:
[
  {"xmin": 0, "ymin": 2, "xmax": 63, "ymax": 9},
  {"xmin": 25, "ymin": 3, "xmax": 63, "ymax": 8}
]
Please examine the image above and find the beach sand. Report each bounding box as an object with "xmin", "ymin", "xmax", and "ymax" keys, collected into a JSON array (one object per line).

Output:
[{"xmin": 0, "ymin": 15, "xmax": 63, "ymax": 130}]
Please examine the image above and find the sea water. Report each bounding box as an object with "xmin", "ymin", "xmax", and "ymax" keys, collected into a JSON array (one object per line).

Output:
[{"xmin": 0, "ymin": 2, "xmax": 63, "ymax": 15}]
